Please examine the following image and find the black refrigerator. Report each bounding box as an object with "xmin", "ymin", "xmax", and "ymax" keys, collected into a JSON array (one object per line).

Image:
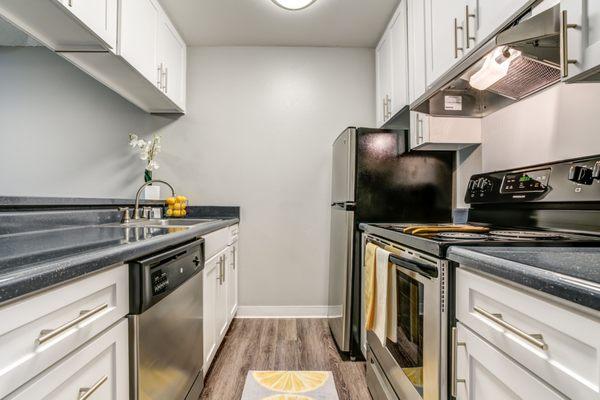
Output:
[{"xmin": 327, "ymin": 127, "xmax": 453, "ymax": 358}]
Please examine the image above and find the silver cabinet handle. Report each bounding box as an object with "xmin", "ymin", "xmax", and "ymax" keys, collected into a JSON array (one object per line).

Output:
[
  {"xmin": 451, "ymin": 327, "xmax": 466, "ymax": 397},
  {"xmin": 164, "ymin": 67, "xmax": 168, "ymax": 93},
  {"xmin": 560, "ymin": 10, "xmax": 579, "ymax": 78},
  {"xmin": 454, "ymin": 18, "xmax": 464, "ymax": 59},
  {"xmin": 222, "ymin": 254, "xmax": 226, "ymax": 283},
  {"xmin": 382, "ymin": 98, "xmax": 387, "ymax": 121},
  {"xmin": 160, "ymin": 65, "xmax": 167, "ymax": 92},
  {"xmin": 386, "ymin": 95, "xmax": 392, "ymax": 119},
  {"xmin": 68, "ymin": 0, "xmax": 73, "ymax": 7},
  {"xmin": 473, "ymin": 306, "xmax": 548, "ymax": 350},
  {"xmin": 232, "ymin": 248, "xmax": 236, "ymax": 270},
  {"xmin": 465, "ymin": 5, "xmax": 476, "ymax": 48},
  {"xmin": 157, "ymin": 63, "xmax": 163, "ymax": 88},
  {"xmin": 38, "ymin": 303, "xmax": 109, "ymax": 345},
  {"xmin": 416, "ymin": 114, "xmax": 424, "ymax": 144},
  {"xmin": 217, "ymin": 257, "xmax": 222, "ymax": 285},
  {"xmin": 78, "ymin": 375, "xmax": 108, "ymax": 400}
]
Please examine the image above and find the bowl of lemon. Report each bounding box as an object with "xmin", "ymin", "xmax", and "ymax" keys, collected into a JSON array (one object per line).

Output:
[{"xmin": 165, "ymin": 195, "xmax": 188, "ymax": 218}]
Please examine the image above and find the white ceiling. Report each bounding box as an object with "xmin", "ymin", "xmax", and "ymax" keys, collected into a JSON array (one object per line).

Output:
[{"xmin": 158, "ymin": 0, "xmax": 400, "ymax": 48}]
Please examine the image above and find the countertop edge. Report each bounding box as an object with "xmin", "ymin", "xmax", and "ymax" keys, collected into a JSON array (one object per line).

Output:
[
  {"xmin": 448, "ymin": 246, "xmax": 600, "ymax": 312},
  {"xmin": 0, "ymin": 218, "xmax": 239, "ymax": 305}
]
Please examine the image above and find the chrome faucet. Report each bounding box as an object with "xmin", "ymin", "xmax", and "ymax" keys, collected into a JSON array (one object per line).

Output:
[{"xmin": 133, "ymin": 179, "xmax": 176, "ymax": 220}]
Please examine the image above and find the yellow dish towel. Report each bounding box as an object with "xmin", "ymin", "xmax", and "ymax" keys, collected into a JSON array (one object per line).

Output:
[
  {"xmin": 373, "ymin": 246, "xmax": 391, "ymax": 345},
  {"xmin": 364, "ymin": 243, "xmax": 377, "ymax": 331}
]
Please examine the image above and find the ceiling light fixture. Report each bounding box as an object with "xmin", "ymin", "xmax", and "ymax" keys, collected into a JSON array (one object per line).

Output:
[{"xmin": 271, "ymin": 0, "xmax": 317, "ymax": 11}]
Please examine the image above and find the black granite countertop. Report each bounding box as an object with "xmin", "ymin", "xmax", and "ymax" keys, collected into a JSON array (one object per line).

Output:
[
  {"xmin": 448, "ymin": 246, "xmax": 600, "ymax": 311},
  {"xmin": 0, "ymin": 218, "xmax": 238, "ymax": 304}
]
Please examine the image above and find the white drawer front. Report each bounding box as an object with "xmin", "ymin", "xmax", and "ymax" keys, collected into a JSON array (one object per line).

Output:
[
  {"xmin": 6, "ymin": 319, "xmax": 128, "ymax": 400},
  {"xmin": 204, "ymin": 228, "xmax": 229, "ymax": 260},
  {"xmin": 457, "ymin": 268, "xmax": 600, "ymax": 400},
  {"xmin": 455, "ymin": 322, "xmax": 567, "ymax": 400},
  {"xmin": 0, "ymin": 264, "xmax": 129, "ymax": 398}
]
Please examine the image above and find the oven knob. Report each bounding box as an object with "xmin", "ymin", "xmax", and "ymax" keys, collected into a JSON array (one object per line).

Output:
[{"xmin": 568, "ymin": 165, "xmax": 594, "ymax": 185}]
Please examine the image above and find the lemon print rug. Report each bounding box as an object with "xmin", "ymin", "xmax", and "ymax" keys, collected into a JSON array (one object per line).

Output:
[{"xmin": 241, "ymin": 371, "xmax": 339, "ymax": 400}]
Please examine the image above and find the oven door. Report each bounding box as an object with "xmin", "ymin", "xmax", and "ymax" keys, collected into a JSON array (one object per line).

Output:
[{"xmin": 367, "ymin": 249, "xmax": 446, "ymax": 400}]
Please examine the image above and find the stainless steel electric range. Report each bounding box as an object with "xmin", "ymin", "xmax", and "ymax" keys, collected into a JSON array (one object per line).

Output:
[{"xmin": 359, "ymin": 155, "xmax": 600, "ymax": 400}]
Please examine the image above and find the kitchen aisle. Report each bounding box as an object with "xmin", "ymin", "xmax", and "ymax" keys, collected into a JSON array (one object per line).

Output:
[{"xmin": 200, "ymin": 319, "xmax": 371, "ymax": 400}]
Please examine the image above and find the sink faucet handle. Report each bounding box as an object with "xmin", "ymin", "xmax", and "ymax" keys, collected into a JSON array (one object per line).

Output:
[
  {"xmin": 118, "ymin": 207, "xmax": 131, "ymax": 224},
  {"xmin": 142, "ymin": 206, "xmax": 153, "ymax": 219}
]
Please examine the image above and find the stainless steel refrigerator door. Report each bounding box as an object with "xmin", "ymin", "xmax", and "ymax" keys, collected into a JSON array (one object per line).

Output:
[
  {"xmin": 130, "ymin": 271, "xmax": 204, "ymax": 400},
  {"xmin": 331, "ymin": 128, "xmax": 356, "ymax": 204},
  {"xmin": 328, "ymin": 205, "xmax": 355, "ymax": 352}
]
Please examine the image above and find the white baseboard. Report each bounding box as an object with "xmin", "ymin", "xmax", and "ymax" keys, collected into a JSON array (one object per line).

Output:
[{"xmin": 235, "ymin": 305, "xmax": 332, "ymax": 318}]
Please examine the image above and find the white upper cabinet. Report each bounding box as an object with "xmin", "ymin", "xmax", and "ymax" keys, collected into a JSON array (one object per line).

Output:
[
  {"xmin": 0, "ymin": 0, "xmax": 117, "ymax": 51},
  {"xmin": 424, "ymin": 0, "xmax": 466, "ymax": 86},
  {"xmin": 58, "ymin": 0, "xmax": 118, "ymax": 50},
  {"xmin": 407, "ymin": 0, "xmax": 428, "ymax": 103},
  {"xmin": 410, "ymin": 111, "xmax": 481, "ymax": 150},
  {"xmin": 466, "ymin": 0, "xmax": 529, "ymax": 48},
  {"xmin": 157, "ymin": 13, "xmax": 187, "ymax": 109},
  {"xmin": 119, "ymin": 0, "xmax": 160, "ymax": 86},
  {"xmin": 375, "ymin": 0, "xmax": 409, "ymax": 127},
  {"xmin": 561, "ymin": 0, "xmax": 600, "ymax": 82},
  {"xmin": 376, "ymin": 32, "xmax": 393, "ymax": 127}
]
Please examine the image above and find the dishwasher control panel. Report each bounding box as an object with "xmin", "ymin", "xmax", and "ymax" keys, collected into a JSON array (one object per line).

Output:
[
  {"xmin": 151, "ymin": 269, "xmax": 169, "ymax": 295},
  {"xmin": 130, "ymin": 239, "xmax": 205, "ymax": 314}
]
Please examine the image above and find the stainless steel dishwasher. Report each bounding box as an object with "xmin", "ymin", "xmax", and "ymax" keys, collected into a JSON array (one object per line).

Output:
[{"xmin": 129, "ymin": 239, "xmax": 204, "ymax": 400}]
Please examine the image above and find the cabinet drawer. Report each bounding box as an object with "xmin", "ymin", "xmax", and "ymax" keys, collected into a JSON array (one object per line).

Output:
[
  {"xmin": 204, "ymin": 228, "xmax": 230, "ymax": 260},
  {"xmin": 457, "ymin": 268, "xmax": 600, "ymax": 400},
  {"xmin": 6, "ymin": 319, "xmax": 128, "ymax": 400},
  {"xmin": 0, "ymin": 264, "xmax": 129, "ymax": 398},
  {"xmin": 455, "ymin": 322, "xmax": 567, "ymax": 400}
]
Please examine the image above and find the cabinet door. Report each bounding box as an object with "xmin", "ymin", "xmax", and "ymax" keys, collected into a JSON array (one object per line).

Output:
[
  {"xmin": 215, "ymin": 253, "xmax": 228, "ymax": 340},
  {"xmin": 6, "ymin": 320, "xmax": 129, "ymax": 400},
  {"xmin": 227, "ymin": 242, "xmax": 239, "ymax": 321},
  {"xmin": 468, "ymin": 0, "xmax": 528, "ymax": 48},
  {"xmin": 157, "ymin": 12, "xmax": 186, "ymax": 108},
  {"xmin": 376, "ymin": 32, "xmax": 393, "ymax": 127},
  {"xmin": 60, "ymin": 0, "xmax": 117, "ymax": 50},
  {"xmin": 455, "ymin": 323, "xmax": 568, "ymax": 400},
  {"xmin": 562, "ymin": 0, "xmax": 600, "ymax": 82},
  {"xmin": 409, "ymin": 111, "xmax": 430, "ymax": 149},
  {"xmin": 119, "ymin": 0, "xmax": 160, "ymax": 85},
  {"xmin": 425, "ymin": 0, "xmax": 465, "ymax": 86},
  {"xmin": 390, "ymin": 0, "xmax": 408, "ymax": 115},
  {"xmin": 408, "ymin": 0, "xmax": 428, "ymax": 103},
  {"xmin": 451, "ymin": 322, "xmax": 566, "ymax": 400},
  {"xmin": 203, "ymin": 255, "xmax": 218, "ymax": 371}
]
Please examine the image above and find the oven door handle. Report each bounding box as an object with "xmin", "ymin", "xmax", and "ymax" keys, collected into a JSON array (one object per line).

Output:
[{"xmin": 389, "ymin": 255, "xmax": 438, "ymax": 278}]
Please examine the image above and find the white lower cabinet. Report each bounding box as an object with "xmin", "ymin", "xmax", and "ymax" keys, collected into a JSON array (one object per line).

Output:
[
  {"xmin": 6, "ymin": 318, "xmax": 128, "ymax": 400},
  {"xmin": 227, "ymin": 241, "xmax": 239, "ymax": 319},
  {"xmin": 454, "ymin": 322, "xmax": 567, "ymax": 400},
  {"xmin": 203, "ymin": 225, "xmax": 240, "ymax": 376},
  {"xmin": 0, "ymin": 264, "xmax": 129, "ymax": 399}
]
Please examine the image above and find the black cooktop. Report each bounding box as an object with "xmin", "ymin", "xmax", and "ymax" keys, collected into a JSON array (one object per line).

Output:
[{"xmin": 360, "ymin": 223, "xmax": 600, "ymax": 258}]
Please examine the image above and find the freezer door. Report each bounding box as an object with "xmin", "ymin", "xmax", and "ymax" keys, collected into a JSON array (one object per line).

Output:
[
  {"xmin": 328, "ymin": 205, "xmax": 355, "ymax": 352},
  {"xmin": 331, "ymin": 128, "xmax": 356, "ymax": 204}
]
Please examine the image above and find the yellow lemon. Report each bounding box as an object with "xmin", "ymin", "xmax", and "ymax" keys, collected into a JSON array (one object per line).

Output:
[
  {"xmin": 181, "ymin": 209, "xmax": 187, "ymax": 217},
  {"xmin": 176, "ymin": 195, "xmax": 187, "ymax": 202},
  {"xmin": 262, "ymin": 396, "xmax": 314, "ymax": 400},
  {"xmin": 252, "ymin": 371, "xmax": 328, "ymax": 394},
  {"xmin": 172, "ymin": 210, "xmax": 182, "ymax": 217},
  {"xmin": 165, "ymin": 208, "xmax": 173, "ymax": 217},
  {"xmin": 166, "ymin": 197, "xmax": 176, "ymax": 205},
  {"xmin": 173, "ymin": 203, "xmax": 182, "ymax": 210}
]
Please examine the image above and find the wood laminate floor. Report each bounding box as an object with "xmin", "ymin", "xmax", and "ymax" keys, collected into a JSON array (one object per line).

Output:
[{"xmin": 200, "ymin": 318, "xmax": 372, "ymax": 400}]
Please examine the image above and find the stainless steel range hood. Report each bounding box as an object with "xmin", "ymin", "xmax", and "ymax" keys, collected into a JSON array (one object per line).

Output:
[{"xmin": 412, "ymin": 4, "xmax": 562, "ymax": 118}]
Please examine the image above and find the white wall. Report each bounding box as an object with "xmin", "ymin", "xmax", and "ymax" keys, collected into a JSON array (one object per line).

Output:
[
  {"xmin": 0, "ymin": 47, "xmax": 173, "ymax": 198},
  {"xmin": 159, "ymin": 47, "xmax": 375, "ymax": 311},
  {"xmin": 482, "ymin": 83, "xmax": 600, "ymax": 171}
]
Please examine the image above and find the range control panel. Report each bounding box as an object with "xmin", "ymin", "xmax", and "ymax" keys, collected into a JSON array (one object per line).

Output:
[{"xmin": 466, "ymin": 156, "xmax": 600, "ymax": 204}]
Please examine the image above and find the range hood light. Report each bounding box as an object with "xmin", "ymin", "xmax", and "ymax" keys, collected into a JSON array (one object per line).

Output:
[
  {"xmin": 469, "ymin": 47, "xmax": 522, "ymax": 91},
  {"xmin": 271, "ymin": 0, "xmax": 317, "ymax": 10}
]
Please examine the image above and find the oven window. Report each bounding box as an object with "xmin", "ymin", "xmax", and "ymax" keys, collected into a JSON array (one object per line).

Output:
[{"xmin": 386, "ymin": 268, "xmax": 424, "ymax": 396}]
